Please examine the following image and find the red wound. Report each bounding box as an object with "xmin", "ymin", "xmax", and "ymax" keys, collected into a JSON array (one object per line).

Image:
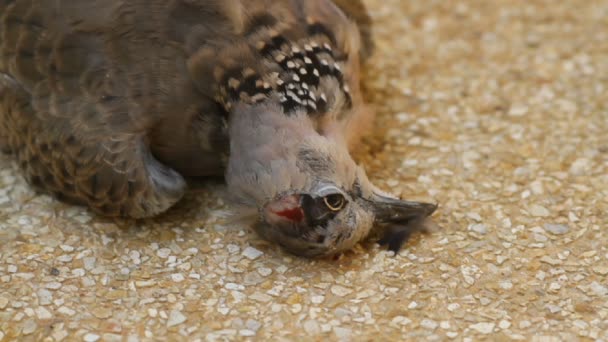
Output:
[{"xmin": 276, "ymin": 207, "xmax": 304, "ymax": 222}]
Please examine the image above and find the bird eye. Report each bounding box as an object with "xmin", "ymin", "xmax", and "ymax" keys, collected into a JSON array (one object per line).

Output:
[{"xmin": 323, "ymin": 194, "xmax": 346, "ymax": 211}]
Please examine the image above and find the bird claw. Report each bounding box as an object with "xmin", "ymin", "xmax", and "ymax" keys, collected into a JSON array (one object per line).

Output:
[
  {"xmin": 377, "ymin": 216, "xmax": 429, "ymax": 254},
  {"xmin": 378, "ymin": 227, "xmax": 412, "ymax": 253}
]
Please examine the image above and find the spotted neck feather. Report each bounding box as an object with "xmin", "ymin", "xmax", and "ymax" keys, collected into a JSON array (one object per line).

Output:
[{"xmin": 215, "ymin": 22, "xmax": 354, "ymax": 121}]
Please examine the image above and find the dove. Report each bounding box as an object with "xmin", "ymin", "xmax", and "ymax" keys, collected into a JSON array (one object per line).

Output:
[{"xmin": 0, "ymin": 0, "xmax": 436, "ymax": 257}]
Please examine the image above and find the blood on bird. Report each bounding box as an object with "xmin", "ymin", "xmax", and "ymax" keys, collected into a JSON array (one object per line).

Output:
[{"xmin": 276, "ymin": 207, "xmax": 304, "ymax": 222}]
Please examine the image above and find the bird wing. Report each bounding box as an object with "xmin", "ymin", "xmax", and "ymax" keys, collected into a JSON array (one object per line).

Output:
[{"xmin": 0, "ymin": 0, "xmax": 190, "ymax": 217}]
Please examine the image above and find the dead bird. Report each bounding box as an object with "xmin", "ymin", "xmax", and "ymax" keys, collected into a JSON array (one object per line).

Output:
[{"xmin": 0, "ymin": 0, "xmax": 437, "ymax": 257}]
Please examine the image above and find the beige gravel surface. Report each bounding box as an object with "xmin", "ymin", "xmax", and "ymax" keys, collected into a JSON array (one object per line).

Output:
[{"xmin": 1, "ymin": 1, "xmax": 608, "ymax": 341}]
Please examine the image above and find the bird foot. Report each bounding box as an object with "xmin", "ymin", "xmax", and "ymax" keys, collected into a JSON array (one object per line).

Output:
[{"xmin": 377, "ymin": 216, "xmax": 431, "ymax": 253}]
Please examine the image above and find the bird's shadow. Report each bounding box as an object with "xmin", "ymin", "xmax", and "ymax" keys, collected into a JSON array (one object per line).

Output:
[{"xmin": 77, "ymin": 177, "xmax": 232, "ymax": 242}]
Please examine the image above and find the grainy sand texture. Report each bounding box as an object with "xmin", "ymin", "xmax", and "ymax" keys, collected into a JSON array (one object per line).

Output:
[{"xmin": 1, "ymin": 1, "xmax": 607, "ymax": 341}]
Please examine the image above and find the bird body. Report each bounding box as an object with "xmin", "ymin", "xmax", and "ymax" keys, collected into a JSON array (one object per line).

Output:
[{"xmin": 0, "ymin": 0, "xmax": 436, "ymax": 257}]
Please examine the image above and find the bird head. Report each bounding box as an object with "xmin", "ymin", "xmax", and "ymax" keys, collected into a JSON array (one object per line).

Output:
[{"xmin": 227, "ymin": 119, "xmax": 437, "ymax": 258}]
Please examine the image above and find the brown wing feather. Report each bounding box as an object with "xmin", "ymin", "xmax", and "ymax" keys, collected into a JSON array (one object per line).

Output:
[{"xmin": 0, "ymin": 0, "xmax": 187, "ymax": 217}]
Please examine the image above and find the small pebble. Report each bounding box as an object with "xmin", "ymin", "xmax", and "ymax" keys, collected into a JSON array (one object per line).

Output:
[
  {"xmin": 543, "ymin": 223, "xmax": 570, "ymax": 235},
  {"xmin": 156, "ymin": 248, "xmax": 172, "ymax": 259},
  {"xmin": 333, "ymin": 327, "xmax": 352, "ymax": 339},
  {"xmin": 311, "ymin": 295, "xmax": 325, "ymax": 304},
  {"xmin": 83, "ymin": 257, "xmax": 96, "ymax": 271},
  {"xmin": 466, "ymin": 212, "xmax": 482, "ymax": 221},
  {"xmin": 35, "ymin": 306, "xmax": 53, "ymax": 320},
  {"xmin": 499, "ymin": 281, "xmax": 513, "ymax": 290},
  {"xmin": 469, "ymin": 223, "xmax": 488, "ymax": 235},
  {"xmin": 227, "ymin": 244, "xmax": 240, "ymax": 254},
  {"xmin": 330, "ymin": 285, "xmax": 353, "ymax": 297},
  {"xmin": 59, "ymin": 245, "xmax": 74, "ymax": 252},
  {"xmin": 239, "ymin": 329, "xmax": 256, "ymax": 337},
  {"xmin": 101, "ymin": 334, "xmax": 122, "ymax": 342},
  {"xmin": 469, "ymin": 322, "xmax": 495, "ymax": 334},
  {"xmin": 589, "ymin": 282, "xmax": 608, "ymax": 296},
  {"xmin": 258, "ymin": 267, "xmax": 272, "ymax": 277},
  {"xmin": 246, "ymin": 319, "xmax": 262, "ymax": 331},
  {"xmin": 45, "ymin": 282, "xmax": 62, "ymax": 290},
  {"xmin": 573, "ymin": 320, "xmax": 589, "ymax": 330},
  {"xmin": 447, "ymin": 303, "xmax": 460, "ymax": 312},
  {"xmin": 540, "ymin": 256, "xmax": 562, "ymax": 266},
  {"xmin": 498, "ymin": 320, "xmax": 511, "ymax": 329},
  {"xmin": 569, "ymin": 158, "xmax": 591, "ymax": 175},
  {"xmin": 519, "ymin": 320, "xmax": 532, "ymax": 329},
  {"xmin": 592, "ymin": 266, "xmax": 608, "ymax": 276},
  {"xmin": 242, "ymin": 247, "xmax": 264, "ymax": 260},
  {"xmin": 0, "ymin": 297, "xmax": 9, "ymax": 309},
  {"xmin": 57, "ymin": 306, "xmax": 76, "ymax": 316},
  {"xmin": 83, "ymin": 333, "xmax": 100, "ymax": 342},
  {"xmin": 92, "ymin": 307, "xmax": 112, "ymax": 319},
  {"xmin": 391, "ymin": 316, "xmax": 412, "ymax": 326},
  {"xmin": 167, "ymin": 310, "xmax": 187, "ymax": 327},
  {"xmin": 529, "ymin": 204, "xmax": 550, "ymax": 217},
  {"xmin": 250, "ymin": 292, "xmax": 272, "ymax": 303},
  {"xmin": 421, "ymin": 319, "xmax": 438, "ymax": 330},
  {"xmin": 225, "ymin": 283, "xmax": 244, "ymax": 291},
  {"xmin": 22, "ymin": 319, "xmax": 37, "ymax": 335},
  {"xmin": 303, "ymin": 320, "xmax": 321, "ymax": 334},
  {"xmin": 508, "ymin": 104, "xmax": 528, "ymax": 116},
  {"xmin": 171, "ymin": 273, "xmax": 185, "ymax": 282},
  {"xmin": 549, "ymin": 282, "xmax": 562, "ymax": 291},
  {"xmin": 533, "ymin": 233, "xmax": 548, "ymax": 242}
]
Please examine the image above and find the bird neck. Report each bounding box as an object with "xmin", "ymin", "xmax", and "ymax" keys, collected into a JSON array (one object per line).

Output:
[{"xmin": 224, "ymin": 102, "xmax": 320, "ymax": 208}]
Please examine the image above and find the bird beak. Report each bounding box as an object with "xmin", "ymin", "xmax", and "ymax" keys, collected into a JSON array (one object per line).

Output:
[{"xmin": 365, "ymin": 192, "xmax": 438, "ymax": 224}]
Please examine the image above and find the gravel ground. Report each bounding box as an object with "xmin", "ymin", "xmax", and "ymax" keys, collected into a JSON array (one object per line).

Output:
[{"xmin": 1, "ymin": 1, "xmax": 607, "ymax": 341}]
